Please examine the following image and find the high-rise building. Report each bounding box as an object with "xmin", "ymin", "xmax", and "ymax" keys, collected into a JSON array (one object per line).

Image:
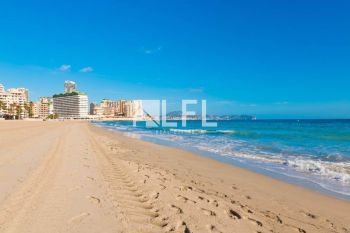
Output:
[
  {"xmin": 123, "ymin": 100, "xmax": 143, "ymax": 118},
  {"xmin": 32, "ymin": 102, "xmax": 39, "ymax": 118},
  {"xmin": 0, "ymin": 84, "xmax": 29, "ymax": 117},
  {"xmin": 90, "ymin": 102, "xmax": 103, "ymax": 116},
  {"xmin": 100, "ymin": 99, "xmax": 125, "ymax": 117},
  {"xmin": 0, "ymin": 84, "xmax": 4, "ymax": 93},
  {"xmin": 64, "ymin": 80, "xmax": 76, "ymax": 93},
  {"xmin": 53, "ymin": 81, "xmax": 88, "ymax": 119},
  {"xmin": 7, "ymin": 88, "xmax": 29, "ymax": 102},
  {"xmin": 34, "ymin": 97, "xmax": 54, "ymax": 119},
  {"xmin": 89, "ymin": 99, "xmax": 143, "ymax": 119}
]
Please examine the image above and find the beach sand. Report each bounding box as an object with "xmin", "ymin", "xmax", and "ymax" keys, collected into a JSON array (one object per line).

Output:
[{"xmin": 0, "ymin": 121, "xmax": 349, "ymax": 233}]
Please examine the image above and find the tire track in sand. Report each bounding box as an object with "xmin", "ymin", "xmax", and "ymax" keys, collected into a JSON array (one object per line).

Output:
[
  {"xmin": 0, "ymin": 126, "xmax": 68, "ymax": 233},
  {"xmin": 88, "ymin": 132, "xmax": 173, "ymax": 233}
]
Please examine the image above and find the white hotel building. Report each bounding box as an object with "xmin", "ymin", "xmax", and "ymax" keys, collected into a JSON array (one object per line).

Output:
[
  {"xmin": 52, "ymin": 81, "xmax": 89, "ymax": 119},
  {"xmin": 0, "ymin": 83, "xmax": 29, "ymax": 117}
]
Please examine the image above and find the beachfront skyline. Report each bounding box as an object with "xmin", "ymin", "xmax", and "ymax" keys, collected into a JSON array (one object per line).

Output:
[{"xmin": 0, "ymin": 1, "xmax": 349, "ymax": 119}]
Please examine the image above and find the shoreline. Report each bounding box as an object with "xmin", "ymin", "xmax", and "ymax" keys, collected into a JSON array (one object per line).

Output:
[
  {"xmin": 89, "ymin": 123, "xmax": 350, "ymax": 232},
  {"xmin": 143, "ymin": 135, "xmax": 350, "ymax": 201},
  {"xmin": 94, "ymin": 121, "xmax": 350, "ymax": 201},
  {"xmin": 95, "ymin": 123, "xmax": 350, "ymax": 200},
  {"xmin": 135, "ymin": 133, "xmax": 350, "ymax": 201},
  {"xmin": 0, "ymin": 121, "xmax": 349, "ymax": 233}
]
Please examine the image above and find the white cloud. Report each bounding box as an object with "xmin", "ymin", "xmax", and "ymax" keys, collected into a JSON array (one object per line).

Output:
[
  {"xmin": 59, "ymin": 64, "xmax": 71, "ymax": 72},
  {"xmin": 142, "ymin": 46, "xmax": 162, "ymax": 54},
  {"xmin": 80, "ymin": 66, "xmax": 93, "ymax": 73}
]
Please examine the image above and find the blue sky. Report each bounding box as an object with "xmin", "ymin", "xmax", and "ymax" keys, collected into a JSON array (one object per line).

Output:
[{"xmin": 0, "ymin": 0, "xmax": 349, "ymax": 118}]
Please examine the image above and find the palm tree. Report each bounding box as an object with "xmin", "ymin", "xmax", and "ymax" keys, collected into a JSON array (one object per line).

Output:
[
  {"xmin": 0, "ymin": 100, "xmax": 6, "ymax": 111},
  {"xmin": 0, "ymin": 101, "xmax": 5, "ymax": 116},
  {"xmin": 29, "ymin": 101, "xmax": 34, "ymax": 118},
  {"xmin": 24, "ymin": 102, "xmax": 34, "ymax": 118},
  {"xmin": 9, "ymin": 103, "xmax": 17, "ymax": 116},
  {"xmin": 16, "ymin": 104, "xmax": 23, "ymax": 119}
]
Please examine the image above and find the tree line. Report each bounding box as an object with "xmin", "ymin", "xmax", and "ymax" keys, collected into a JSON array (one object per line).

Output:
[{"xmin": 0, "ymin": 100, "xmax": 35, "ymax": 119}]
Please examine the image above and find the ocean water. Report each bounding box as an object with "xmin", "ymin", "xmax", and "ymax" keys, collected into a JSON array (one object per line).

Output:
[{"xmin": 94, "ymin": 120, "xmax": 350, "ymax": 200}]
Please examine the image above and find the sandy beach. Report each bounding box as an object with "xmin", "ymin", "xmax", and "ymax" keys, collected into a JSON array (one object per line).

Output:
[{"xmin": 0, "ymin": 121, "xmax": 349, "ymax": 233}]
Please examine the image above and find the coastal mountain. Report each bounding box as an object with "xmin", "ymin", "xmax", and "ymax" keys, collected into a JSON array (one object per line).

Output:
[
  {"xmin": 211, "ymin": 114, "xmax": 257, "ymax": 121},
  {"xmin": 166, "ymin": 111, "xmax": 256, "ymax": 120}
]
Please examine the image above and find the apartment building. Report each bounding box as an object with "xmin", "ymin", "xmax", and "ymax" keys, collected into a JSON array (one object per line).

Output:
[
  {"xmin": 33, "ymin": 97, "xmax": 54, "ymax": 119},
  {"xmin": 89, "ymin": 99, "xmax": 143, "ymax": 119},
  {"xmin": 53, "ymin": 92, "xmax": 88, "ymax": 118},
  {"xmin": 90, "ymin": 102, "xmax": 103, "ymax": 116},
  {"xmin": 0, "ymin": 83, "xmax": 29, "ymax": 117},
  {"xmin": 100, "ymin": 99, "xmax": 125, "ymax": 117},
  {"xmin": 123, "ymin": 100, "xmax": 144, "ymax": 119},
  {"xmin": 52, "ymin": 81, "xmax": 89, "ymax": 119}
]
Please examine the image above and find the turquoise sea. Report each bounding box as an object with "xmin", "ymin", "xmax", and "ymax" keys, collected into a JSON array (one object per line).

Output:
[{"xmin": 94, "ymin": 119, "xmax": 350, "ymax": 200}]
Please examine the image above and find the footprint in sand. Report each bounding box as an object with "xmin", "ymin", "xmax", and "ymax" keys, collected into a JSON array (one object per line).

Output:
[
  {"xmin": 248, "ymin": 217, "xmax": 263, "ymax": 227},
  {"xmin": 169, "ymin": 204, "xmax": 183, "ymax": 214},
  {"xmin": 176, "ymin": 195, "xmax": 196, "ymax": 204},
  {"xmin": 176, "ymin": 221, "xmax": 190, "ymax": 233},
  {"xmin": 206, "ymin": 224, "xmax": 223, "ymax": 233},
  {"xmin": 176, "ymin": 185, "xmax": 193, "ymax": 191},
  {"xmin": 198, "ymin": 196, "xmax": 206, "ymax": 201},
  {"xmin": 201, "ymin": 208, "xmax": 216, "ymax": 216},
  {"xmin": 68, "ymin": 212, "xmax": 90, "ymax": 224},
  {"xmin": 86, "ymin": 176, "xmax": 95, "ymax": 181},
  {"xmin": 302, "ymin": 211, "xmax": 317, "ymax": 219},
  {"xmin": 226, "ymin": 209, "xmax": 242, "ymax": 220},
  {"xmin": 263, "ymin": 211, "xmax": 282, "ymax": 224},
  {"xmin": 209, "ymin": 199, "xmax": 219, "ymax": 207},
  {"xmin": 150, "ymin": 191, "xmax": 159, "ymax": 199},
  {"xmin": 87, "ymin": 195, "xmax": 101, "ymax": 205}
]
